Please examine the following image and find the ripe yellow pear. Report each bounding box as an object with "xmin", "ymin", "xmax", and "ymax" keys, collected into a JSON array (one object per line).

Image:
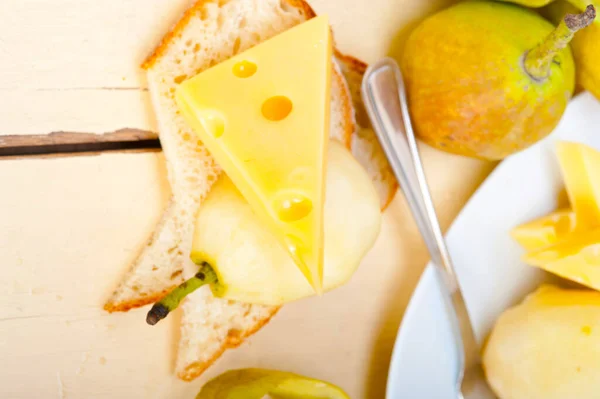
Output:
[
  {"xmin": 401, "ymin": 1, "xmax": 595, "ymax": 160},
  {"xmin": 196, "ymin": 369, "xmax": 349, "ymax": 399},
  {"xmin": 484, "ymin": 285, "xmax": 600, "ymax": 399}
]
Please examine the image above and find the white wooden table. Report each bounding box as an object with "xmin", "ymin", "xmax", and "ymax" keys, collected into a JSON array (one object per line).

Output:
[{"xmin": 0, "ymin": 0, "xmax": 493, "ymax": 397}]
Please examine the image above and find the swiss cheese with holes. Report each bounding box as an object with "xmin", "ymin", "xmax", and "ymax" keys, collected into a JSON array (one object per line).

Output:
[{"xmin": 175, "ymin": 15, "xmax": 332, "ymax": 292}]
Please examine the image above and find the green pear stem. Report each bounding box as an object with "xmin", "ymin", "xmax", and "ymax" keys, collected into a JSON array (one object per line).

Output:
[
  {"xmin": 146, "ymin": 262, "xmax": 217, "ymax": 326},
  {"xmin": 524, "ymin": 4, "xmax": 596, "ymax": 80}
]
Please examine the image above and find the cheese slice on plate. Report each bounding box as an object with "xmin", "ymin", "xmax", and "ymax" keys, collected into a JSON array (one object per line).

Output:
[
  {"xmin": 176, "ymin": 16, "xmax": 332, "ymax": 292},
  {"xmin": 556, "ymin": 142, "xmax": 600, "ymax": 231},
  {"xmin": 511, "ymin": 209, "xmax": 576, "ymax": 251},
  {"xmin": 523, "ymin": 228, "xmax": 600, "ymax": 291}
]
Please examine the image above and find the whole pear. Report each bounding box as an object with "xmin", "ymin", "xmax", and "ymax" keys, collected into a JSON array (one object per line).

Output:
[
  {"xmin": 545, "ymin": 1, "xmax": 600, "ymax": 100},
  {"xmin": 197, "ymin": 369, "xmax": 349, "ymax": 399},
  {"xmin": 401, "ymin": 1, "xmax": 595, "ymax": 160},
  {"xmin": 484, "ymin": 285, "xmax": 600, "ymax": 399}
]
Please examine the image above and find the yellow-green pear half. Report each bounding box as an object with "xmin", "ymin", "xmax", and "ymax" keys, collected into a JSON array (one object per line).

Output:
[{"xmin": 191, "ymin": 140, "xmax": 381, "ymax": 306}]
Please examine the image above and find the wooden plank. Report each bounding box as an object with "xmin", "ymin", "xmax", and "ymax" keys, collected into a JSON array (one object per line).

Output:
[
  {"xmin": 0, "ymin": 89, "xmax": 156, "ymax": 135},
  {"xmin": 0, "ymin": 0, "xmax": 193, "ymax": 90},
  {"xmin": 0, "ymin": 152, "xmax": 178, "ymax": 399},
  {"xmin": 0, "ymin": 0, "xmax": 192, "ymax": 136}
]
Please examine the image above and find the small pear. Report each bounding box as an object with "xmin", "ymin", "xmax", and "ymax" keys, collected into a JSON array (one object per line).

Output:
[
  {"xmin": 401, "ymin": 1, "xmax": 595, "ymax": 160},
  {"xmin": 196, "ymin": 369, "xmax": 349, "ymax": 399},
  {"xmin": 544, "ymin": 1, "xmax": 600, "ymax": 100},
  {"xmin": 484, "ymin": 285, "xmax": 600, "ymax": 399}
]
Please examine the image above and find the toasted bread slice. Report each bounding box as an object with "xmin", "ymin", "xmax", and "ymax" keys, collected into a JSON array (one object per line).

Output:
[
  {"xmin": 104, "ymin": 0, "xmax": 397, "ymax": 382},
  {"xmin": 104, "ymin": 199, "xmax": 183, "ymax": 312},
  {"xmin": 104, "ymin": 0, "xmax": 355, "ymax": 312}
]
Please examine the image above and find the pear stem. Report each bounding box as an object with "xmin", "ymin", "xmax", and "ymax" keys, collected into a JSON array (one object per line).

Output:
[
  {"xmin": 524, "ymin": 4, "xmax": 596, "ymax": 80},
  {"xmin": 146, "ymin": 262, "xmax": 217, "ymax": 326}
]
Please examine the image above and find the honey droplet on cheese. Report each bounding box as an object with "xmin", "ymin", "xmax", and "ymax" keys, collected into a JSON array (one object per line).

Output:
[
  {"xmin": 199, "ymin": 111, "xmax": 226, "ymax": 138},
  {"xmin": 274, "ymin": 193, "xmax": 313, "ymax": 222},
  {"xmin": 262, "ymin": 96, "xmax": 293, "ymax": 121},
  {"xmin": 284, "ymin": 234, "xmax": 307, "ymax": 259},
  {"xmin": 232, "ymin": 60, "xmax": 257, "ymax": 78}
]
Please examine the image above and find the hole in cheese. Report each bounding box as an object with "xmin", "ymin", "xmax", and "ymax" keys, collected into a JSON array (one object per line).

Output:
[
  {"xmin": 232, "ymin": 60, "xmax": 256, "ymax": 78},
  {"xmin": 198, "ymin": 110, "xmax": 226, "ymax": 138},
  {"xmin": 261, "ymin": 96, "xmax": 293, "ymax": 121},
  {"xmin": 274, "ymin": 192, "xmax": 312, "ymax": 222}
]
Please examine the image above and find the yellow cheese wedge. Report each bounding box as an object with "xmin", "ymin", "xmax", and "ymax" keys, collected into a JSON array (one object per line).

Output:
[
  {"xmin": 556, "ymin": 142, "xmax": 600, "ymax": 230},
  {"xmin": 522, "ymin": 228, "xmax": 600, "ymax": 290},
  {"xmin": 511, "ymin": 209, "xmax": 576, "ymax": 251},
  {"xmin": 176, "ymin": 16, "xmax": 332, "ymax": 291}
]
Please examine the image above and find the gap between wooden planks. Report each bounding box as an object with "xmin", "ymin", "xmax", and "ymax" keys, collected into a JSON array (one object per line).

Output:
[{"xmin": 0, "ymin": 128, "xmax": 161, "ymax": 158}]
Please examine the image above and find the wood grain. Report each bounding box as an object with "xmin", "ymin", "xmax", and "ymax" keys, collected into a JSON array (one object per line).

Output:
[{"xmin": 0, "ymin": 129, "xmax": 160, "ymax": 157}]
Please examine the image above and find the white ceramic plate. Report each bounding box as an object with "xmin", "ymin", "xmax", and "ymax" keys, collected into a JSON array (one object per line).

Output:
[{"xmin": 385, "ymin": 92, "xmax": 600, "ymax": 399}]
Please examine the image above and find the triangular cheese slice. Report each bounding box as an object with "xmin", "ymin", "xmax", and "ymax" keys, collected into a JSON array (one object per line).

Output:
[
  {"xmin": 522, "ymin": 227, "xmax": 600, "ymax": 291},
  {"xmin": 511, "ymin": 209, "xmax": 576, "ymax": 251},
  {"xmin": 556, "ymin": 141, "xmax": 600, "ymax": 231},
  {"xmin": 176, "ymin": 15, "xmax": 332, "ymax": 292}
]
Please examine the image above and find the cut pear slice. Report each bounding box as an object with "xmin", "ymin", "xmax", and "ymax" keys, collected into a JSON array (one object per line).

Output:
[{"xmin": 190, "ymin": 140, "xmax": 381, "ymax": 305}]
